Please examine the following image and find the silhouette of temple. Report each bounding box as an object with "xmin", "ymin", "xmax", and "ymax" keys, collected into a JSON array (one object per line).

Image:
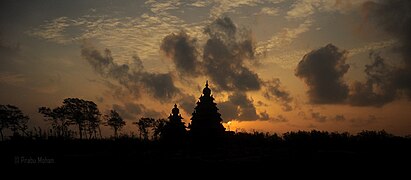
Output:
[
  {"xmin": 162, "ymin": 104, "xmax": 186, "ymax": 142},
  {"xmin": 189, "ymin": 81, "xmax": 225, "ymax": 140}
]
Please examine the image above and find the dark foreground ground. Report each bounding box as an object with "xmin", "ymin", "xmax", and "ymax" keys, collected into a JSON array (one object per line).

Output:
[{"xmin": 1, "ymin": 131, "xmax": 411, "ymax": 173}]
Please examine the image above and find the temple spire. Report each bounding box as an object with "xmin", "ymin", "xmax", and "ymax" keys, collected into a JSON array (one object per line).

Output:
[
  {"xmin": 202, "ymin": 80, "xmax": 211, "ymax": 97},
  {"xmin": 172, "ymin": 104, "xmax": 179, "ymax": 116}
]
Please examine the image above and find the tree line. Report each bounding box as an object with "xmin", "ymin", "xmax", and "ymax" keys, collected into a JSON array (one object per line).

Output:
[{"xmin": 0, "ymin": 97, "xmax": 169, "ymax": 140}]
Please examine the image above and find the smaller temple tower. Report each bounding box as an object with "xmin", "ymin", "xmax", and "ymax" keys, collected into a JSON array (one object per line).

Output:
[
  {"xmin": 189, "ymin": 81, "xmax": 225, "ymax": 140},
  {"xmin": 161, "ymin": 104, "xmax": 187, "ymax": 142}
]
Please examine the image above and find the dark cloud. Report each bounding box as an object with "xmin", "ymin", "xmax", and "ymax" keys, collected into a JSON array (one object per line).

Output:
[
  {"xmin": 202, "ymin": 16, "xmax": 261, "ymax": 92},
  {"xmin": 218, "ymin": 101, "xmax": 238, "ymax": 122},
  {"xmin": 219, "ymin": 92, "xmax": 265, "ymax": 122},
  {"xmin": 256, "ymin": 100, "xmax": 268, "ymax": 107},
  {"xmin": 348, "ymin": 52, "xmax": 397, "ymax": 107},
  {"xmin": 81, "ymin": 44, "xmax": 180, "ymax": 101},
  {"xmin": 139, "ymin": 72, "xmax": 179, "ymax": 100},
  {"xmin": 95, "ymin": 96, "xmax": 104, "ymax": 103},
  {"xmin": 263, "ymin": 78, "xmax": 293, "ymax": 111},
  {"xmin": 271, "ymin": 115, "xmax": 288, "ymax": 123},
  {"xmin": 334, "ymin": 114, "xmax": 346, "ymax": 122},
  {"xmin": 296, "ymin": 44, "xmax": 350, "ymax": 104},
  {"xmin": 311, "ymin": 112, "xmax": 327, "ymax": 123},
  {"xmin": 259, "ymin": 111, "xmax": 270, "ymax": 120},
  {"xmin": 349, "ymin": 115, "xmax": 377, "ymax": 127},
  {"xmin": 177, "ymin": 94, "xmax": 196, "ymax": 115},
  {"xmin": 160, "ymin": 31, "xmax": 201, "ymax": 76},
  {"xmin": 364, "ymin": 0, "xmax": 411, "ymax": 98},
  {"xmin": 112, "ymin": 103, "xmax": 164, "ymax": 121},
  {"xmin": 298, "ymin": 111, "xmax": 308, "ymax": 120},
  {"xmin": 112, "ymin": 104, "xmax": 135, "ymax": 120}
]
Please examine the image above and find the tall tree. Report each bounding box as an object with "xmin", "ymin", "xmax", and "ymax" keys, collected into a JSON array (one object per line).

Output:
[
  {"xmin": 0, "ymin": 105, "xmax": 9, "ymax": 140},
  {"xmin": 153, "ymin": 118, "xmax": 167, "ymax": 140},
  {"xmin": 104, "ymin": 110, "xmax": 126, "ymax": 138},
  {"xmin": 133, "ymin": 118, "xmax": 155, "ymax": 140},
  {"xmin": 0, "ymin": 105, "xmax": 29, "ymax": 139},
  {"xmin": 60, "ymin": 98, "xmax": 101, "ymax": 139},
  {"xmin": 38, "ymin": 106, "xmax": 71, "ymax": 138}
]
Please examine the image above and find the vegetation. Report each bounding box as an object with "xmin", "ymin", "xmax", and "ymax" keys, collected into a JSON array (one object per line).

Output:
[
  {"xmin": 103, "ymin": 110, "xmax": 125, "ymax": 138},
  {"xmin": 0, "ymin": 105, "xmax": 29, "ymax": 140}
]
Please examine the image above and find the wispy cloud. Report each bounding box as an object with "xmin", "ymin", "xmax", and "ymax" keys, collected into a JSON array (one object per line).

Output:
[
  {"xmin": 349, "ymin": 115, "xmax": 377, "ymax": 127},
  {"xmin": 209, "ymin": 0, "xmax": 261, "ymax": 18},
  {"xmin": 27, "ymin": 17, "xmax": 73, "ymax": 44},
  {"xmin": 0, "ymin": 72, "xmax": 25, "ymax": 86},
  {"xmin": 145, "ymin": 0, "xmax": 181, "ymax": 14},
  {"xmin": 286, "ymin": 0, "xmax": 317, "ymax": 19},
  {"xmin": 254, "ymin": 7, "xmax": 280, "ymax": 16},
  {"xmin": 286, "ymin": 0, "xmax": 367, "ymax": 19},
  {"xmin": 256, "ymin": 19, "xmax": 313, "ymax": 55},
  {"xmin": 348, "ymin": 39, "xmax": 397, "ymax": 57},
  {"xmin": 189, "ymin": 1, "xmax": 212, "ymax": 8},
  {"xmin": 27, "ymin": 11, "xmax": 204, "ymax": 65}
]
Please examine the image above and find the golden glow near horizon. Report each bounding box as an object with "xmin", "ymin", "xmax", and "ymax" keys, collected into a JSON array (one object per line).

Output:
[{"xmin": 1, "ymin": 0, "xmax": 411, "ymax": 136}]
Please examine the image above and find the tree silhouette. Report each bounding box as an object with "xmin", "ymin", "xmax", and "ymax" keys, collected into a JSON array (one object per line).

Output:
[
  {"xmin": 153, "ymin": 118, "xmax": 167, "ymax": 140},
  {"xmin": 133, "ymin": 117, "xmax": 155, "ymax": 140},
  {"xmin": 60, "ymin": 98, "xmax": 101, "ymax": 139},
  {"xmin": 0, "ymin": 104, "xmax": 29, "ymax": 139},
  {"xmin": 39, "ymin": 106, "xmax": 72, "ymax": 138},
  {"xmin": 0, "ymin": 105, "xmax": 9, "ymax": 140},
  {"xmin": 104, "ymin": 110, "xmax": 126, "ymax": 138}
]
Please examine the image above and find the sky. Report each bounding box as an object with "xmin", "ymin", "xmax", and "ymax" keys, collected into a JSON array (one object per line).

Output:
[{"xmin": 1, "ymin": 0, "xmax": 410, "ymax": 136}]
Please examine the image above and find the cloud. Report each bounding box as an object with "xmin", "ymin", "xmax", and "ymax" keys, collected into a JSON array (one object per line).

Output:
[
  {"xmin": 0, "ymin": 72, "xmax": 25, "ymax": 86},
  {"xmin": 295, "ymin": 43, "xmax": 350, "ymax": 104},
  {"xmin": 256, "ymin": 100, "xmax": 268, "ymax": 107},
  {"xmin": 254, "ymin": 7, "xmax": 279, "ymax": 16},
  {"xmin": 27, "ymin": 17, "xmax": 72, "ymax": 44},
  {"xmin": 348, "ymin": 52, "xmax": 397, "ymax": 107},
  {"xmin": 81, "ymin": 44, "xmax": 180, "ymax": 101},
  {"xmin": 286, "ymin": 0, "xmax": 316, "ymax": 19},
  {"xmin": 349, "ymin": 115, "xmax": 377, "ymax": 127},
  {"xmin": 177, "ymin": 94, "xmax": 196, "ymax": 115},
  {"xmin": 255, "ymin": 19, "xmax": 313, "ymax": 55},
  {"xmin": 113, "ymin": 103, "xmax": 164, "ymax": 120},
  {"xmin": 161, "ymin": 31, "xmax": 201, "ymax": 77},
  {"xmin": 27, "ymin": 8, "xmax": 201, "ymax": 62},
  {"xmin": 334, "ymin": 114, "xmax": 346, "ymax": 121},
  {"xmin": 219, "ymin": 92, "xmax": 265, "ymax": 122},
  {"xmin": 311, "ymin": 111, "xmax": 327, "ymax": 123},
  {"xmin": 348, "ymin": 39, "xmax": 396, "ymax": 57},
  {"xmin": 259, "ymin": 111, "xmax": 270, "ymax": 120},
  {"xmin": 263, "ymin": 78, "xmax": 293, "ymax": 111},
  {"xmin": 203, "ymin": 16, "xmax": 262, "ymax": 91},
  {"xmin": 146, "ymin": 0, "xmax": 181, "ymax": 14},
  {"xmin": 363, "ymin": 0, "xmax": 411, "ymax": 98},
  {"xmin": 189, "ymin": 1, "xmax": 212, "ymax": 8},
  {"xmin": 271, "ymin": 114, "xmax": 288, "ymax": 123},
  {"xmin": 286, "ymin": 0, "xmax": 362, "ymax": 19},
  {"xmin": 209, "ymin": 0, "xmax": 261, "ymax": 18}
]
